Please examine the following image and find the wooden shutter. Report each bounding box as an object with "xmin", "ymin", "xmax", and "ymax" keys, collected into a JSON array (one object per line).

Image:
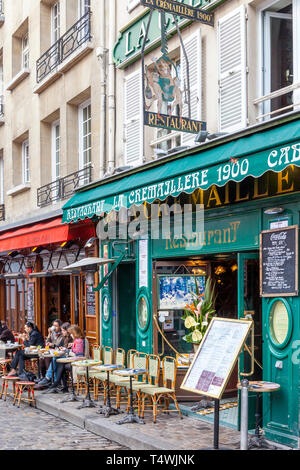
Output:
[
  {"xmin": 181, "ymin": 29, "xmax": 202, "ymax": 146},
  {"xmin": 218, "ymin": 6, "xmax": 247, "ymax": 133},
  {"xmin": 124, "ymin": 70, "xmax": 143, "ymax": 166}
]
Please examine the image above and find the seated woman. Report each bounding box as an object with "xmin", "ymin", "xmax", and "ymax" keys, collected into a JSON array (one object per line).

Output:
[
  {"xmin": 0, "ymin": 321, "xmax": 15, "ymax": 344},
  {"xmin": 35, "ymin": 322, "xmax": 72, "ymax": 389},
  {"xmin": 8, "ymin": 322, "xmax": 45, "ymax": 377},
  {"xmin": 46, "ymin": 325, "xmax": 85, "ymax": 393}
]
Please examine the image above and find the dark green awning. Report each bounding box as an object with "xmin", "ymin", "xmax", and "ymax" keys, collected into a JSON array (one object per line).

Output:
[{"xmin": 62, "ymin": 119, "xmax": 300, "ymax": 224}]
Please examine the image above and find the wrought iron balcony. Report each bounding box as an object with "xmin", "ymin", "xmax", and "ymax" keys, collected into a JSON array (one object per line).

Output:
[
  {"xmin": 0, "ymin": 95, "xmax": 4, "ymax": 117},
  {"xmin": 37, "ymin": 166, "xmax": 92, "ymax": 208},
  {"xmin": 0, "ymin": 204, "xmax": 5, "ymax": 221},
  {"xmin": 36, "ymin": 10, "xmax": 91, "ymax": 83}
]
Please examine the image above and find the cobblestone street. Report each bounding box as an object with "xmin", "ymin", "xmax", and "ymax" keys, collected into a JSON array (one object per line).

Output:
[{"xmin": 0, "ymin": 399, "xmax": 128, "ymax": 450}]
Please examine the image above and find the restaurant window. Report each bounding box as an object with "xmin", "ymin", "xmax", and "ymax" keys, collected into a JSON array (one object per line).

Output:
[
  {"xmin": 22, "ymin": 33, "xmax": 29, "ymax": 69},
  {"xmin": 261, "ymin": 1, "xmax": 293, "ymax": 118},
  {"xmin": 78, "ymin": 99, "xmax": 91, "ymax": 183},
  {"xmin": 22, "ymin": 139, "xmax": 30, "ymax": 183}
]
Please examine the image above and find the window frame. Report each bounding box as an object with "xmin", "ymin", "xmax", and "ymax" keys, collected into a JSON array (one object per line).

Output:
[
  {"xmin": 78, "ymin": 99, "xmax": 92, "ymax": 173},
  {"xmin": 51, "ymin": 120, "xmax": 60, "ymax": 182},
  {"xmin": 22, "ymin": 139, "xmax": 30, "ymax": 184},
  {"xmin": 51, "ymin": 1, "xmax": 60, "ymax": 45},
  {"xmin": 22, "ymin": 33, "xmax": 29, "ymax": 69}
]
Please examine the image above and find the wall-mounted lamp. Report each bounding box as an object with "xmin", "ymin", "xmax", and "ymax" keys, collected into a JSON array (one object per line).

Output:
[
  {"xmin": 8, "ymin": 251, "xmax": 19, "ymax": 258},
  {"xmin": 32, "ymin": 246, "xmax": 44, "ymax": 254},
  {"xmin": 64, "ymin": 257, "xmax": 115, "ymax": 286},
  {"xmin": 264, "ymin": 207, "xmax": 284, "ymax": 215}
]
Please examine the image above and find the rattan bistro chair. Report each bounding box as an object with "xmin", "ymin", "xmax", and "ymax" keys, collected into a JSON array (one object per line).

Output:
[
  {"xmin": 132, "ymin": 354, "xmax": 160, "ymax": 416},
  {"xmin": 140, "ymin": 356, "xmax": 182, "ymax": 423},
  {"xmin": 90, "ymin": 346, "xmax": 114, "ymax": 401}
]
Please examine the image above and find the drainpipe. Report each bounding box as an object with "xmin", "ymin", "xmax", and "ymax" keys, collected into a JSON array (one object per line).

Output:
[
  {"xmin": 96, "ymin": 0, "xmax": 107, "ymax": 178},
  {"xmin": 107, "ymin": 0, "xmax": 116, "ymax": 173}
]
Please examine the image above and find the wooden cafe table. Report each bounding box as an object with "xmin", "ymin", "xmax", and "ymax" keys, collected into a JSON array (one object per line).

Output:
[{"xmin": 72, "ymin": 359, "xmax": 102, "ymax": 409}]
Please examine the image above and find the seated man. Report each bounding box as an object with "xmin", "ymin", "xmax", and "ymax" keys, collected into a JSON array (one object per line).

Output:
[
  {"xmin": 36, "ymin": 322, "xmax": 72, "ymax": 389},
  {"xmin": 39, "ymin": 319, "xmax": 64, "ymax": 377},
  {"xmin": 8, "ymin": 322, "xmax": 45, "ymax": 377},
  {"xmin": 0, "ymin": 321, "xmax": 15, "ymax": 343}
]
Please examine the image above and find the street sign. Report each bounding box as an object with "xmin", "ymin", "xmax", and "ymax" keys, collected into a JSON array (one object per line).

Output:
[{"xmin": 140, "ymin": 0, "xmax": 214, "ymax": 26}]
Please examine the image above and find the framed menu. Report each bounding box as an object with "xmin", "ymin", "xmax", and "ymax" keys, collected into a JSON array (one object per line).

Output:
[
  {"xmin": 260, "ymin": 225, "xmax": 298, "ymax": 297},
  {"xmin": 181, "ymin": 318, "xmax": 253, "ymax": 399},
  {"xmin": 139, "ymin": 239, "xmax": 148, "ymax": 288},
  {"xmin": 27, "ymin": 282, "xmax": 35, "ymax": 322},
  {"xmin": 86, "ymin": 285, "xmax": 96, "ymax": 316}
]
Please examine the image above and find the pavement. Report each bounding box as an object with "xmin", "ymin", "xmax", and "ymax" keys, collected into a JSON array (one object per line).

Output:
[{"xmin": 0, "ymin": 383, "xmax": 292, "ymax": 451}]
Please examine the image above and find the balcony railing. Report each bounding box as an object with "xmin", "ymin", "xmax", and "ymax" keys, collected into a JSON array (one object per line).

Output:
[
  {"xmin": 0, "ymin": 95, "xmax": 4, "ymax": 116},
  {"xmin": 0, "ymin": 204, "xmax": 5, "ymax": 221},
  {"xmin": 254, "ymin": 82, "xmax": 300, "ymax": 122},
  {"xmin": 36, "ymin": 10, "xmax": 91, "ymax": 83},
  {"xmin": 37, "ymin": 166, "xmax": 92, "ymax": 208}
]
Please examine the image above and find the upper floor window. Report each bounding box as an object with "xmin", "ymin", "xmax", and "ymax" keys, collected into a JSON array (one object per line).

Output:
[
  {"xmin": 22, "ymin": 140, "xmax": 30, "ymax": 184},
  {"xmin": 78, "ymin": 0, "xmax": 90, "ymax": 18},
  {"xmin": 79, "ymin": 100, "xmax": 91, "ymax": 183},
  {"xmin": 22, "ymin": 33, "xmax": 29, "ymax": 69},
  {"xmin": 262, "ymin": 2, "xmax": 293, "ymax": 118},
  {"xmin": 51, "ymin": 2, "xmax": 60, "ymax": 44},
  {"xmin": 51, "ymin": 120, "xmax": 60, "ymax": 182}
]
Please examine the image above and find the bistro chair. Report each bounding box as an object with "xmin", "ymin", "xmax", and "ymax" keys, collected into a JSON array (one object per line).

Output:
[
  {"xmin": 140, "ymin": 356, "xmax": 182, "ymax": 423},
  {"xmin": 76, "ymin": 344, "xmax": 101, "ymax": 395},
  {"xmin": 0, "ymin": 375, "xmax": 19, "ymax": 401},
  {"xmin": 0, "ymin": 359, "xmax": 12, "ymax": 377},
  {"xmin": 132, "ymin": 354, "xmax": 160, "ymax": 416},
  {"xmin": 90, "ymin": 346, "xmax": 114, "ymax": 401},
  {"xmin": 14, "ymin": 381, "xmax": 36, "ymax": 408}
]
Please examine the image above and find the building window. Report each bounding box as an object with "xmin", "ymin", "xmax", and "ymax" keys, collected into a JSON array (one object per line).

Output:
[
  {"xmin": 51, "ymin": 120, "xmax": 60, "ymax": 181},
  {"xmin": 22, "ymin": 140, "xmax": 30, "ymax": 183},
  {"xmin": 22, "ymin": 33, "xmax": 29, "ymax": 69},
  {"xmin": 79, "ymin": 100, "xmax": 91, "ymax": 182},
  {"xmin": 78, "ymin": 0, "xmax": 90, "ymax": 17},
  {"xmin": 0, "ymin": 155, "xmax": 3, "ymax": 204},
  {"xmin": 51, "ymin": 2, "xmax": 60, "ymax": 44},
  {"xmin": 262, "ymin": 2, "xmax": 293, "ymax": 117}
]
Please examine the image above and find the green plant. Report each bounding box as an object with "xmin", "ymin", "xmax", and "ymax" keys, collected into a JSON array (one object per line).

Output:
[{"xmin": 182, "ymin": 277, "xmax": 216, "ymax": 344}]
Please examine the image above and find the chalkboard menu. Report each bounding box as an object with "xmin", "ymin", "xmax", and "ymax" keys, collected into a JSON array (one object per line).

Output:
[
  {"xmin": 181, "ymin": 318, "xmax": 252, "ymax": 399},
  {"xmin": 27, "ymin": 283, "xmax": 35, "ymax": 322},
  {"xmin": 260, "ymin": 225, "xmax": 298, "ymax": 297},
  {"xmin": 86, "ymin": 285, "xmax": 96, "ymax": 316}
]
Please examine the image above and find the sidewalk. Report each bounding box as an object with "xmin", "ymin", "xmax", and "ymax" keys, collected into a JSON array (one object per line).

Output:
[{"xmin": 33, "ymin": 391, "xmax": 242, "ymax": 450}]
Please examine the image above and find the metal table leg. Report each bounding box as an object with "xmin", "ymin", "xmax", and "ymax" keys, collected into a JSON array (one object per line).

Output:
[
  {"xmin": 61, "ymin": 363, "xmax": 80, "ymax": 403},
  {"xmin": 77, "ymin": 366, "xmax": 96, "ymax": 409},
  {"xmin": 97, "ymin": 371, "xmax": 121, "ymax": 417},
  {"xmin": 248, "ymin": 393, "xmax": 279, "ymax": 450},
  {"xmin": 117, "ymin": 376, "xmax": 145, "ymax": 425}
]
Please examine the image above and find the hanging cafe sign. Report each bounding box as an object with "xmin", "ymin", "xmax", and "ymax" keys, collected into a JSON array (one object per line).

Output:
[
  {"xmin": 140, "ymin": 1, "xmax": 211, "ymax": 134},
  {"xmin": 140, "ymin": 0, "xmax": 214, "ymax": 25}
]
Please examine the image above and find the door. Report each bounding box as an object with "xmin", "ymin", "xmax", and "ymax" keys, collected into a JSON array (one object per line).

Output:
[
  {"xmin": 237, "ymin": 252, "xmax": 262, "ymax": 430},
  {"xmin": 117, "ymin": 263, "xmax": 136, "ymax": 352}
]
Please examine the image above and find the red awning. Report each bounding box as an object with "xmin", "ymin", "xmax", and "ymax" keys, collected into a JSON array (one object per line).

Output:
[{"xmin": 0, "ymin": 217, "xmax": 95, "ymax": 253}]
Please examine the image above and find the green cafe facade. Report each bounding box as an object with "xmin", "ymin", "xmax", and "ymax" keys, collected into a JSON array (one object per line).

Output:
[{"xmin": 62, "ymin": 113, "xmax": 300, "ymax": 448}]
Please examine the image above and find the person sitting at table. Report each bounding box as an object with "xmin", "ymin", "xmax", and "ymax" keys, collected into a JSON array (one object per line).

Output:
[
  {"xmin": 39, "ymin": 319, "xmax": 64, "ymax": 377},
  {"xmin": 46, "ymin": 325, "xmax": 85, "ymax": 393},
  {"xmin": 35, "ymin": 322, "xmax": 72, "ymax": 389},
  {"xmin": 0, "ymin": 321, "xmax": 15, "ymax": 344},
  {"xmin": 7, "ymin": 322, "xmax": 45, "ymax": 377}
]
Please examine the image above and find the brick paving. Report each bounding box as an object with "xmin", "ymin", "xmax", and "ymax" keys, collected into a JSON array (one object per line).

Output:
[{"xmin": 0, "ymin": 398, "xmax": 128, "ymax": 450}]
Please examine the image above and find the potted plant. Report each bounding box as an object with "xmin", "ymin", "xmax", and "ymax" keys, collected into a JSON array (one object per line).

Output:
[{"xmin": 182, "ymin": 277, "xmax": 216, "ymax": 353}]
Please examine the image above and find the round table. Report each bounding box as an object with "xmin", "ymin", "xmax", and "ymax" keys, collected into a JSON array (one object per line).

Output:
[
  {"xmin": 72, "ymin": 360, "xmax": 102, "ymax": 409},
  {"xmin": 114, "ymin": 368, "xmax": 147, "ymax": 425},
  {"xmin": 91, "ymin": 364, "xmax": 125, "ymax": 417},
  {"xmin": 237, "ymin": 380, "xmax": 280, "ymax": 449},
  {"xmin": 0, "ymin": 343, "xmax": 22, "ymax": 360},
  {"xmin": 57, "ymin": 356, "xmax": 86, "ymax": 403}
]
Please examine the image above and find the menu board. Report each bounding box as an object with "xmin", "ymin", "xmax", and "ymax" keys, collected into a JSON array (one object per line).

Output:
[
  {"xmin": 139, "ymin": 239, "xmax": 148, "ymax": 288},
  {"xmin": 260, "ymin": 225, "xmax": 298, "ymax": 297},
  {"xmin": 27, "ymin": 282, "xmax": 35, "ymax": 322},
  {"xmin": 181, "ymin": 318, "xmax": 252, "ymax": 399},
  {"xmin": 86, "ymin": 286, "xmax": 96, "ymax": 316}
]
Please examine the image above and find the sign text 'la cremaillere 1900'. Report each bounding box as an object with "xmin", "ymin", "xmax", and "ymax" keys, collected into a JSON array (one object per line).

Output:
[{"xmin": 140, "ymin": 0, "xmax": 214, "ymax": 26}]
